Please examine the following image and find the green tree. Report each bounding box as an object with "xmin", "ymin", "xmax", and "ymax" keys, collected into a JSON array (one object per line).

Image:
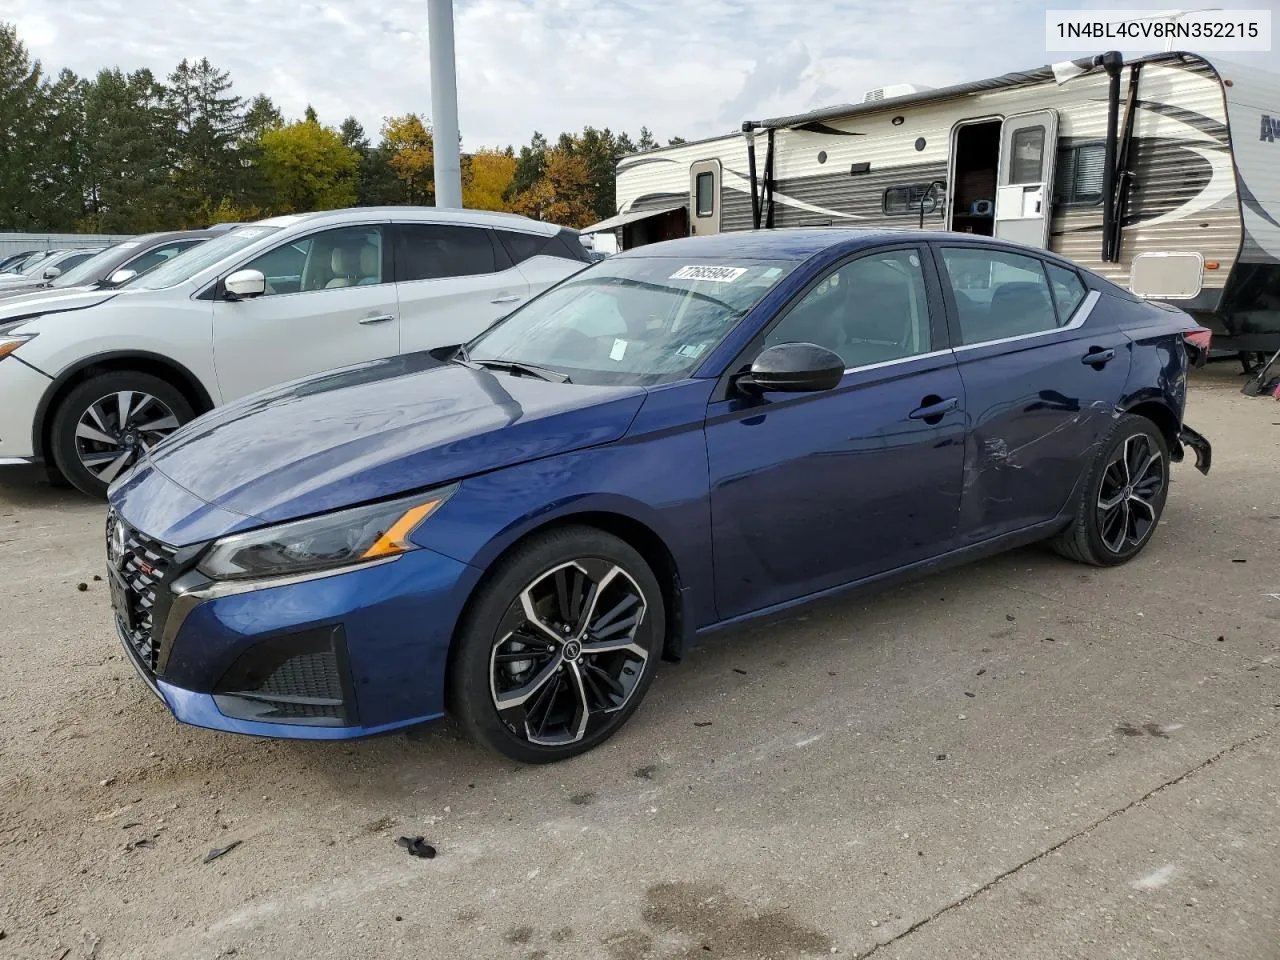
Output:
[
  {"xmin": 258, "ymin": 116, "xmax": 359, "ymax": 214},
  {"xmin": 508, "ymin": 130, "xmax": 548, "ymax": 201},
  {"xmin": 81, "ymin": 67, "xmax": 181, "ymax": 232},
  {"xmin": 339, "ymin": 116, "xmax": 367, "ymax": 151},
  {"xmin": 637, "ymin": 126, "xmax": 658, "ymax": 151},
  {"xmin": 242, "ymin": 94, "xmax": 284, "ymax": 139},
  {"xmin": 0, "ymin": 22, "xmax": 45, "ymax": 229},
  {"xmin": 166, "ymin": 57, "xmax": 245, "ymax": 222},
  {"xmin": 36, "ymin": 67, "xmax": 88, "ymax": 229}
]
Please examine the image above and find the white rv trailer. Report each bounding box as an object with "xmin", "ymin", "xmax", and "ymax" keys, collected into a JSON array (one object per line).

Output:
[{"xmin": 592, "ymin": 51, "xmax": 1280, "ymax": 354}]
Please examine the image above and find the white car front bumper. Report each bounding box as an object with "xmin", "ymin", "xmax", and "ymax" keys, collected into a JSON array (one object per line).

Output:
[{"xmin": 0, "ymin": 357, "xmax": 51, "ymax": 461}]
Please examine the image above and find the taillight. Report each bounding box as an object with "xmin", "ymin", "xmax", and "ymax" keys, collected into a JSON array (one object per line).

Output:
[{"xmin": 1183, "ymin": 328, "xmax": 1212, "ymax": 367}]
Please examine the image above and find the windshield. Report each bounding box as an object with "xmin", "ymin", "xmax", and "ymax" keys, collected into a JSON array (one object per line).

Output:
[
  {"xmin": 49, "ymin": 243, "xmax": 129, "ymax": 288},
  {"xmin": 128, "ymin": 225, "xmax": 281, "ymax": 290},
  {"xmin": 467, "ymin": 257, "xmax": 796, "ymax": 386},
  {"xmin": 15, "ymin": 253, "xmax": 55, "ymax": 276}
]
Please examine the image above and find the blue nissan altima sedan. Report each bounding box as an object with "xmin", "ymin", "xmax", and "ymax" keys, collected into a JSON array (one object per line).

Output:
[{"xmin": 106, "ymin": 229, "xmax": 1213, "ymax": 762}]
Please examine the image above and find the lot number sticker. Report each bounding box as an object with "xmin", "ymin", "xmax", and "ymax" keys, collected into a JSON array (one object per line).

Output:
[{"xmin": 670, "ymin": 265, "xmax": 747, "ymax": 283}]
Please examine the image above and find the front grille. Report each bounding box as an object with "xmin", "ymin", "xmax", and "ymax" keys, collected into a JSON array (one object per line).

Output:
[{"xmin": 109, "ymin": 513, "xmax": 176, "ymax": 678}]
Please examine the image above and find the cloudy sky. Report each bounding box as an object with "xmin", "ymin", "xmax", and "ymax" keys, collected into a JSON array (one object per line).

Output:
[{"xmin": 7, "ymin": 0, "xmax": 1278, "ymax": 148}]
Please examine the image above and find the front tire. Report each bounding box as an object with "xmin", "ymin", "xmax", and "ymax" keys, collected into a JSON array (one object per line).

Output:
[
  {"xmin": 49, "ymin": 371, "xmax": 193, "ymax": 498},
  {"xmin": 1052, "ymin": 414, "xmax": 1170, "ymax": 566},
  {"xmin": 449, "ymin": 526, "xmax": 665, "ymax": 764}
]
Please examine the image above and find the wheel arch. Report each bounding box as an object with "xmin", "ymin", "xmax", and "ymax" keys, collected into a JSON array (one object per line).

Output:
[
  {"xmin": 1117, "ymin": 397, "xmax": 1183, "ymax": 462},
  {"xmin": 453, "ymin": 507, "xmax": 689, "ymax": 666},
  {"xmin": 33, "ymin": 352, "xmax": 216, "ymax": 462}
]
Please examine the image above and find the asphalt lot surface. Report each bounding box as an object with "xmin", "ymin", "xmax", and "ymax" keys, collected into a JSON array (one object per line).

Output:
[{"xmin": 1, "ymin": 366, "xmax": 1278, "ymax": 960}]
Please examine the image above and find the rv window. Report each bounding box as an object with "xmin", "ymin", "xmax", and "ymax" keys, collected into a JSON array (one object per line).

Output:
[
  {"xmin": 1009, "ymin": 126, "xmax": 1046, "ymax": 184},
  {"xmin": 1054, "ymin": 143, "xmax": 1106, "ymax": 206},
  {"xmin": 883, "ymin": 183, "xmax": 940, "ymax": 217},
  {"xmin": 695, "ymin": 172, "xmax": 714, "ymax": 217}
]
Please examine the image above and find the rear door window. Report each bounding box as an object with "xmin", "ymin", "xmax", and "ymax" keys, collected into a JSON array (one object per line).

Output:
[
  {"xmin": 939, "ymin": 247, "xmax": 1059, "ymax": 345},
  {"xmin": 398, "ymin": 224, "xmax": 498, "ymax": 281}
]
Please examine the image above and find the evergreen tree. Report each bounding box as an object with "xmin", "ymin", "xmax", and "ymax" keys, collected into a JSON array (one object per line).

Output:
[
  {"xmin": 36, "ymin": 68, "xmax": 88, "ymax": 229},
  {"xmin": 82, "ymin": 68, "xmax": 181, "ymax": 231},
  {"xmin": 166, "ymin": 57, "xmax": 244, "ymax": 223},
  {"xmin": 0, "ymin": 23, "xmax": 44, "ymax": 229}
]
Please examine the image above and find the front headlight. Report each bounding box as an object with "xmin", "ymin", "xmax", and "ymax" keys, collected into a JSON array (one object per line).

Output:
[{"xmin": 196, "ymin": 486, "xmax": 456, "ymax": 581}]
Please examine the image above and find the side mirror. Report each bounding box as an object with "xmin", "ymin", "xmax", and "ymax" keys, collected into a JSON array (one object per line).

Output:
[
  {"xmin": 224, "ymin": 268, "xmax": 266, "ymax": 300},
  {"xmin": 107, "ymin": 268, "xmax": 137, "ymax": 286},
  {"xmin": 739, "ymin": 342, "xmax": 845, "ymax": 394},
  {"xmin": 42, "ymin": 266, "xmax": 61, "ymax": 279}
]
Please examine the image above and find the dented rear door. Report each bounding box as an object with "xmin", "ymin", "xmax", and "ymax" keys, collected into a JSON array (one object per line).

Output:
[{"xmin": 929, "ymin": 243, "xmax": 1133, "ymax": 545}]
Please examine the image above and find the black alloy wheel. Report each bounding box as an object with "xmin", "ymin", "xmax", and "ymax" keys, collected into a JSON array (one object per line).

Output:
[
  {"xmin": 450, "ymin": 527, "xmax": 664, "ymax": 763},
  {"xmin": 1051, "ymin": 414, "xmax": 1170, "ymax": 566}
]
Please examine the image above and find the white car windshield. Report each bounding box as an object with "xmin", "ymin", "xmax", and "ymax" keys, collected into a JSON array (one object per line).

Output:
[
  {"xmin": 127, "ymin": 226, "xmax": 282, "ymax": 290},
  {"xmin": 466, "ymin": 256, "xmax": 797, "ymax": 386}
]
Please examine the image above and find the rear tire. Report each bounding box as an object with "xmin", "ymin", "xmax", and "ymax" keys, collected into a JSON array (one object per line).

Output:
[
  {"xmin": 449, "ymin": 526, "xmax": 665, "ymax": 764},
  {"xmin": 50, "ymin": 371, "xmax": 193, "ymax": 499},
  {"xmin": 1051, "ymin": 414, "xmax": 1170, "ymax": 566}
]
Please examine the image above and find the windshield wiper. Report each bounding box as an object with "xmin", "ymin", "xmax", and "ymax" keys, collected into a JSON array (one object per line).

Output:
[{"xmin": 468, "ymin": 357, "xmax": 571, "ymax": 383}]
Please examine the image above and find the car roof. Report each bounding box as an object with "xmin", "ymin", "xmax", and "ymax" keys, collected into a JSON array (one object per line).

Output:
[
  {"xmin": 127, "ymin": 230, "xmax": 218, "ymax": 244},
  {"xmin": 612, "ymin": 228, "xmax": 1096, "ymax": 267},
  {"xmin": 254, "ymin": 206, "xmax": 566, "ymax": 236}
]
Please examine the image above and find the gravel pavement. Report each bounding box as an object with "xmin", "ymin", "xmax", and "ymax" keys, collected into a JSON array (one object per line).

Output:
[{"xmin": 1, "ymin": 366, "xmax": 1277, "ymax": 960}]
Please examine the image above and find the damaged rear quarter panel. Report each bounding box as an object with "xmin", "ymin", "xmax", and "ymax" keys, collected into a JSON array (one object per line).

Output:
[{"xmin": 1116, "ymin": 303, "xmax": 1197, "ymax": 435}]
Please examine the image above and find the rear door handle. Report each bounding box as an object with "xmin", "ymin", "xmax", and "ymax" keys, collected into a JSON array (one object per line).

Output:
[
  {"xmin": 359, "ymin": 314, "xmax": 396, "ymax": 325},
  {"xmin": 490, "ymin": 295, "xmax": 522, "ymax": 304},
  {"xmin": 908, "ymin": 396, "xmax": 959, "ymax": 422},
  {"xmin": 1081, "ymin": 347, "xmax": 1115, "ymax": 366}
]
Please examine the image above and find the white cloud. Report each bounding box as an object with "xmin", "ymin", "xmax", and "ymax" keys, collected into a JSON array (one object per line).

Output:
[{"xmin": 6, "ymin": 0, "xmax": 1278, "ymax": 148}]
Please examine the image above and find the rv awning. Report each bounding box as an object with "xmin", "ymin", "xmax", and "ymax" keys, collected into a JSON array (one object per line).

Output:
[
  {"xmin": 579, "ymin": 203, "xmax": 686, "ymax": 235},
  {"xmin": 754, "ymin": 50, "xmax": 1190, "ymax": 131}
]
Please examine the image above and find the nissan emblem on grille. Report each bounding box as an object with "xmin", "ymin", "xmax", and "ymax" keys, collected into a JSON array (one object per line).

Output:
[{"xmin": 107, "ymin": 515, "xmax": 126, "ymax": 570}]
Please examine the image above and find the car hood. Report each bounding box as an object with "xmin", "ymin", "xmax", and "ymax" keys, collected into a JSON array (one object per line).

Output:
[
  {"xmin": 0, "ymin": 287, "xmax": 117, "ymax": 324},
  {"xmin": 139, "ymin": 353, "xmax": 648, "ymax": 528}
]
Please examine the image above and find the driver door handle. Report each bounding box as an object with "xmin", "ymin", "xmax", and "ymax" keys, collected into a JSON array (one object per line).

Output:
[
  {"xmin": 909, "ymin": 396, "xmax": 959, "ymax": 422},
  {"xmin": 1081, "ymin": 347, "xmax": 1115, "ymax": 366},
  {"xmin": 359, "ymin": 314, "xmax": 396, "ymax": 325},
  {"xmin": 490, "ymin": 294, "xmax": 522, "ymax": 304}
]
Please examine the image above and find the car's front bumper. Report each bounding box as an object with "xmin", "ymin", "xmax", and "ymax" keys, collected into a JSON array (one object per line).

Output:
[
  {"xmin": 110, "ymin": 519, "xmax": 483, "ymax": 740},
  {"xmin": 0, "ymin": 357, "xmax": 49, "ymax": 461}
]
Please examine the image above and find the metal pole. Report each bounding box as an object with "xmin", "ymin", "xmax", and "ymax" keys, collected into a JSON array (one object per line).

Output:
[{"xmin": 427, "ymin": 0, "xmax": 462, "ymax": 208}]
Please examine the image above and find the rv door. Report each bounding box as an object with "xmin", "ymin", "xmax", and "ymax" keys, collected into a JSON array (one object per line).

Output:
[
  {"xmin": 994, "ymin": 110, "xmax": 1059, "ymax": 249},
  {"xmin": 690, "ymin": 160, "xmax": 722, "ymax": 237}
]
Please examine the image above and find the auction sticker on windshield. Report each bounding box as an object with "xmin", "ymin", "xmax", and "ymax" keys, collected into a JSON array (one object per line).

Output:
[{"xmin": 670, "ymin": 265, "xmax": 747, "ymax": 283}]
